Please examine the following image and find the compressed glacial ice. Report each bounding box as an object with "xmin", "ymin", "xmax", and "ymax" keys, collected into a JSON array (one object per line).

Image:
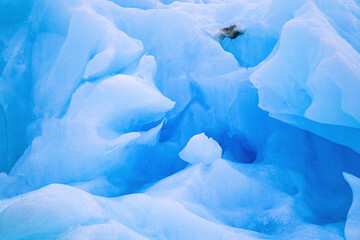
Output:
[
  {"xmin": 344, "ymin": 173, "xmax": 360, "ymax": 240},
  {"xmin": 0, "ymin": 0, "xmax": 360, "ymax": 239},
  {"xmin": 6, "ymin": 56, "xmax": 174, "ymax": 195},
  {"xmin": 251, "ymin": 0, "xmax": 360, "ymax": 153}
]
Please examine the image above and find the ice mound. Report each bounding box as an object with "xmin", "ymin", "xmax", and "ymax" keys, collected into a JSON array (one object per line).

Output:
[
  {"xmin": 0, "ymin": 183, "xmax": 269, "ymax": 240},
  {"xmin": 179, "ymin": 133, "xmax": 222, "ymax": 165},
  {"xmin": 0, "ymin": 184, "xmax": 106, "ymax": 239},
  {"xmin": 0, "ymin": 161, "xmax": 344, "ymax": 239},
  {"xmin": 147, "ymin": 158, "xmax": 345, "ymax": 239},
  {"xmin": 148, "ymin": 159, "xmax": 295, "ymax": 234},
  {"xmin": 58, "ymin": 220, "xmax": 149, "ymax": 240}
]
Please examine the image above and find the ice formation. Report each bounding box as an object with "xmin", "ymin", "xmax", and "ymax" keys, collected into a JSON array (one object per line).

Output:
[
  {"xmin": 0, "ymin": 0, "xmax": 359, "ymax": 239},
  {"xmin": 179, "ymin": 133, "xmax": 222, "ymax": 165},
  {"xmin": 344, "ymin": 173, "xmax": 360, "ymax": 240}
]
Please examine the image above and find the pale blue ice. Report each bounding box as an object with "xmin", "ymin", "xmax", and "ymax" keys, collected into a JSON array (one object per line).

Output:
[{"xmin": 0, "ymin": 0, "xmax": 360, "ymax": 239}]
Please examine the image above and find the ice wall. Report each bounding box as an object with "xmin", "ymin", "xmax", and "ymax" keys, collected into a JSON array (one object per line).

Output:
[
  {"xmin": 344, "ymin": 173, "xmax": 360, "ymax": 240},
  {"xmin": 251, "ymin": 0, "xmax": 360, "ymax": 153},
  {"xmin": 0, "ymin": 0, "xmax": 359, "ymax": 239}
]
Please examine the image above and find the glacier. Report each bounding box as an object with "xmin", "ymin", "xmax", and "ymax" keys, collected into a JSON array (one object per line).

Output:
[{"xmin": 0, "ymin": 0, "xmax": 360, "ymax": 239}]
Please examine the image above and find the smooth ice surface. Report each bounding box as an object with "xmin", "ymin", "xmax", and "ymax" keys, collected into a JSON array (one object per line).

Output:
[
  {"xmin": 179, "ymin": 133, "xmax": 222, "ymax": 165},
  {"xmin": 344, "ymin": 173, "xmax": 360, "ymax": 240},
  {"xmin": 251, "ymin": 0, "xmax": 360, "ymax": 153},
  {"xmin": 0, "ymin": 184, "xmax": 106, "ymax": 239},
  {"xmin": 0, "ymin": 0, "xmax": 360, "ymax": 239},
  {"xmin": 58, "ymin": 220, "xmax": 150, "ymax": 240},
  {"xmin": 6, "ymin": 56, "xmax": 174, "ymax": 194}
]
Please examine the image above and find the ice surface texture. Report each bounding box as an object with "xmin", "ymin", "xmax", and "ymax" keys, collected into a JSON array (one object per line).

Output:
[
  {"xmin": 344, "ymin": 174, "xmax": 360, "ymax": 240},
  {"xmin": 0, "ymin": 0, "xmax": 359, "ymax": 239}
]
